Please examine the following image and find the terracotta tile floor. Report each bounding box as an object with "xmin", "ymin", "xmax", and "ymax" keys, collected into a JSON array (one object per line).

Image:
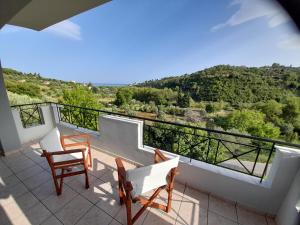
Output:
[{"xmin": 0, "ymin": 143, "xmax": 277, "ymax": 225}]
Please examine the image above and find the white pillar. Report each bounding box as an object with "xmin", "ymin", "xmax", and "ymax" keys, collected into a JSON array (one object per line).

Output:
[
  {"xmin": 275, "ymin": 147, "xmax": 300, "ymax": 225},
  {"xmin": 0, "ymin": 61, "xmax": 21, "ymax": 154}
]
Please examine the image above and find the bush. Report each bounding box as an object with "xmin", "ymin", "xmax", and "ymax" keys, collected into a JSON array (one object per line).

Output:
[
  {"xmin": 223, "ymin": 109, "xmax": 280, "ymax": 139},
  {"xmin": 185, "ymin": 110, "xmax": 201, "ymax": 123},
  {"xmin": 177, "ymin": 90, "xmax": 191, "ymax": 108},
  {"xmin": 133, "ymin": 87, "xmax": 176, "ymax": 105},
  {"xmin": 164, "ymin": 106, "xmax": 186, "ymax": 116},
  {"xmin": 61, "ymin": 86, "xmax": 100, "ymax": 109},
  {"xmin": 5, "ymin": 80, "xmax": 41, "ymax": 98},
  {"xmin": 7, "ymin": 91, "xmax": 41, "ymax": 105},
  {"xmin": 205, "ymin": 101, "xmax": 227, "ymax": 113},
  {"xmin": 115, "ymin": 88, "xmax": 133, "ymax": 106}
]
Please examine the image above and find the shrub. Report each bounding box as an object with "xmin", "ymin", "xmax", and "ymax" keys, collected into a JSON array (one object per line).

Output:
[
  {"xmin": 61, "ymin": 86, "xmax": 100, "ymax": 109},
  {"xmin": 7, "ymin": 91, "xmax": 41, "ymax": 105},
  {"xmin": 223, "ymin": 109, "xmax": 280, "ymax": 139},
  {"xmin": 115, "ymin": 88, "xmax": 133, "ymax": 106}
]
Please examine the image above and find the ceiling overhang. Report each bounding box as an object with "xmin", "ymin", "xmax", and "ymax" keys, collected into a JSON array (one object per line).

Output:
[{"xmin": 1, "ymin": 0, "xmax": 110, "ymax": 31}]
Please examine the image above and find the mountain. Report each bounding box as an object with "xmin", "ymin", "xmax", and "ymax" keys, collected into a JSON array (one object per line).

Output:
[
  {"xmin": 2, "ymin": 68, "xmax": 85, "ymax": 103},
  {"xmin": 138, "ymin": 64, "xmax": 300, "ymax": 105}
]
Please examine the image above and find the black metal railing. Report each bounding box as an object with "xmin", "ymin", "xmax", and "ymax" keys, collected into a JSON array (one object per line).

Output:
[
  {"xmin": 143, "ymin": 121, "xmax": 277, "ymax": 180},
  {"xmin": 11, "ymin": 102, "xmax": 300, "ymax": 182},
  {"xmin": 56, "ymin": 104, "xmax": 100, "ymax": 131},
  {"xmin": 11, "ymin": 103, "xmax": 45, "ymax": 128}
]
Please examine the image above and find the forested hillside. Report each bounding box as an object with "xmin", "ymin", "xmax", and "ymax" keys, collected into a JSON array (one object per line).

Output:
[
  {"xmin": 3, "ymin": 65, "xmax": 300, "ymax": 143},
  {"xmin": 3, "ymin": 68, "xmax": 118, "ymax": 106},
  {"xmin": 138, "ymin": 64, "xmax": 300, "ymax": 105}
]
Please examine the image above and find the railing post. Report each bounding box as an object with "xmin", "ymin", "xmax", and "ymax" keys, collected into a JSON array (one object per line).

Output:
[
  {"xmin": 251, "ymin": 147, "xmax": 261, "ymax": 176},
  {"xmin": 142, "ymin": 119, "xmax": 146, "ymax": 148},
  {"xmin": 260, "ymin": 143, "xmax": 275, "ymax": 183},
  {"xmin": 189, "ymin": 129, "xmax": 197, "ymax": 163},
  {"xmin": 205, "ymin": 131, "xmax": 211, "ymax": 162},
  {"xmin": 213, "ymin": 140, "xmax": 220, "ymax": 164},
  {"xmin": 56, "ymin": 104, "xmax": 61, "ymax": 123}
]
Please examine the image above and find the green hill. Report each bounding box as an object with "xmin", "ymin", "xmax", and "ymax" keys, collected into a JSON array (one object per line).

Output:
[{"xmin": 138, "ymin": 64, "xmax": 300, "ymax": 105}]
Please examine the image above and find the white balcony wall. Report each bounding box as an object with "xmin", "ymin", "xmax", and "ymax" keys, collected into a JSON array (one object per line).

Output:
[
  {"xmin": 49, "ymin": 109, "xmax": 300, "ymax": 223},
  {"xmin": 95, "ymin": 115, "xmax": 300, "ymax": 218},
  {"xmin": 276, "ymin": 161, "xmax": 300, "ymax": 225},
  {"xmin": 12, "ymin": 105, "xmax": 56, "ymax": 145}
]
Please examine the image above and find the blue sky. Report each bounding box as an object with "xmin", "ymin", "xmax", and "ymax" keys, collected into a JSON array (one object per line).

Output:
[{"xmin": 1, "ymin": 0, "xmax": 300, "ymax": 84}]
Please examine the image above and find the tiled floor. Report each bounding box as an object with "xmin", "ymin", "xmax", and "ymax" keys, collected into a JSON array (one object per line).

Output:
[{"xmin": 0, "ymin": 142, "xmax": 276, "ymax": 225}]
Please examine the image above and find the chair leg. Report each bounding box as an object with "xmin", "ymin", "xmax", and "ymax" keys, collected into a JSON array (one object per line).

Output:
[
  {"xmin": 125, "ymin": 197, "xmax": 133, "ymax": 225},
  {"xmin": 118, "ymin": 179, "xmax": 124, "ymax": 205},
  {"xmin": 84, "ymin": 158, "xmax": 90, "ymax": 189},
  {"xmin": 53, "ymin": 175, "xmax": 61, "ymax": 195},
  {"xmin": 166, "ymin": 187, "xmax": 173, "ymax": 213},
  {"xmin": 88, "ymin": 149, "xmax": 92, "ymax": 167},
  {"xmin": 132, "ymin": 187, "xmax": 163, "ymax": 224},
  {"xmin": 48, "ymin": 162, "xmax": 62, "ymax": 195},
  {"xmin": 166, "ymin": 168, "xmax": 176, "ymax": 213},
  {"xmin": 85, "ymin": 171, "xmax": 89, "ymax": 189},
  {"xmin": 58, "ymin": 169, "xmax": 65, "ymax": 195}
]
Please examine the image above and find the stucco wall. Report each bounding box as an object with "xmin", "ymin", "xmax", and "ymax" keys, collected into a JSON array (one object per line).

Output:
[
  {"xmin": 12, "ymin": 105, "xmax": 56, "ymax": 144},
  {"xmin": 97, "ymin": 115, "xmax": 300, "ymax": 215},
  {"xmin": 51, "ymin": 112, "xmax": 300, "ymax": 216},
  {"xmin": 276, "ymin": 167, "xmax": 300, "ymax": 225},
  {"xmin": 0, "ymin": 62, "xmax": 21, "ymax": 153}
]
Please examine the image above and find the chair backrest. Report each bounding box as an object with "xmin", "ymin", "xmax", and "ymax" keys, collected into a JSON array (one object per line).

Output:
[
  {"xmin": 40, "ymin": 127, "xmax": 64, "ymax": 152},
  {"xmin": 126, "ymin": 156, "xmax": 179, "ymax": 197}
]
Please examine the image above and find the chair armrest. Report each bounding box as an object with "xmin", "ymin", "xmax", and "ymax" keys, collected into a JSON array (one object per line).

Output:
[
  {"xmin": 61, "ymin": 134, "xmax": 90, "ymax": 149},
  {"xmin": 62, "ymin": 142, "xmax": 89, "ymax": 148},
  {"xmin": 115, "ymin": 157, "xmax": 126, "ymax": 179},
  {"xmin": 61, "ymin": 134, "xmax": 90, "ymax": 141},
  {"xmin": 154, "ymin": 149, "xmax": 168, "ymax": 163},
  {"xmin": 47, "ymin": 148, "xmax": 86, "ymax": 156},
  {"xmin": 115, "ymin": 158, "xmax": 133, "ymax": 200}
]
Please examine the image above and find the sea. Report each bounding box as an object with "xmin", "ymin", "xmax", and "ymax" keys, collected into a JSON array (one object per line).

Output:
[{"xmin": 93, "ymin": 83, "xmax": 129, "ymax": 87}]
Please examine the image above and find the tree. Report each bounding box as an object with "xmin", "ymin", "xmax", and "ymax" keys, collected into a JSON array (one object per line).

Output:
[
  {"xmin": 115, "ymin": 88, "xmax": 133, "ymax": 106},
  {"xmin": 138, "ymin": 65, "xmax": 300, "ymax": 105},
  {"xmin": 60, "ymin": 86, "xmax": 101, "ymax": 130},
  {"xmin": 224, "ymin": 109, "xmax": 280, "ymax": 139},
  {"xmin": 258, "ymin": 100, "xmax": 282, "ymax": 116},
  {"xmin": 61, "ymin": 86, "xmax": 99, "ymax": 109},
  {"xmin": 177, "ymin": 90, "xmax": 190, "ymax": 108},
  {"xmin": 282, "ymin": 97, "xmax": 300, "ymax": 124},
  {"xmin": 256, "ymin": 100, "xmax": 283, "ymax": 124}
]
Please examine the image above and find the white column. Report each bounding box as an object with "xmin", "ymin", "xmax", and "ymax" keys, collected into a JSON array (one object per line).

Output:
[
  {"xmin": 0, "ymin": 61, "xmax": 21, "ymax": 154},
  {"xmin": 275, "ymin": 147, "xmax": 300, "ymax": 225}
]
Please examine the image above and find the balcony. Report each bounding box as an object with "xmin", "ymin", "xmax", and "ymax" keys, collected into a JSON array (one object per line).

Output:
[{"xmin": 0, "ymin": 103, "xmax": 299, "ymax": 225}]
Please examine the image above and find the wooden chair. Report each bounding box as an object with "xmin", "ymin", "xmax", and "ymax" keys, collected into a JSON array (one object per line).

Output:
[
  {"xmin": 115, "ymin": 149, "xmax": 179, "ymax": 225},
  {"xmin": 40, "ymin": 128, "xmax": 92, "ymax": 195}
]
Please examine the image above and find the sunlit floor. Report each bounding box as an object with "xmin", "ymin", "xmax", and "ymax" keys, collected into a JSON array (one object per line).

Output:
[{"xmin": 0, "ymin": 142, "xmax": 277, "ymax": 225}]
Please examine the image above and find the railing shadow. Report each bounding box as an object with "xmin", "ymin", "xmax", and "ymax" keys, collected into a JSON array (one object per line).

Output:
[
  {"xmin": 86, "ymin": 150, "xmax": 203, "ymax": 225},
  {"xmin": 0, "ymin": 148, "xmax": 48, "ymax": 225},
  {"xmin": 0, "ymin": 142, "xmax": 209, "ymax": 225},
  {"xmin": 0, "ymin": 180, "xmax": 13, "ymax": 225}
]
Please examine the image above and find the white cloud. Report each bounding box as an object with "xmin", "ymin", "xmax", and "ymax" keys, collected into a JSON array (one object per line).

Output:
[
  {"xmin": 1, "ymin": 20, "xmax": 82, "ymax": 41},
  {"xmin": 211, "ymin": 0, "xmax": 290, "ymax": 31},
  {"xmin": 45, "ymin": 20, "xmax": 82, "ymax": 40},
  {"xmin": 1, "ymin": 25, "xmax": 23, "ymax": 33},
  {"xmin": 278, "ymin": 34, "xmax": 300, "ymax": 50}
]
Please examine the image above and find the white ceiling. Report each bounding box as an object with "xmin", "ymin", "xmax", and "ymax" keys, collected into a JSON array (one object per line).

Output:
[{"xmin": 1, "ymin": 0, "xmax": 110, "ymax": 31}]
